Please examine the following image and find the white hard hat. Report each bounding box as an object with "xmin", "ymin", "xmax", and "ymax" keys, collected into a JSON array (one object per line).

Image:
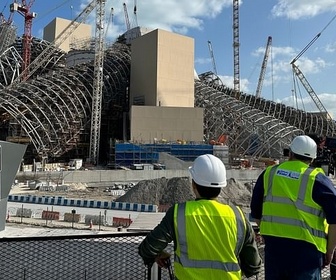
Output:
[
  {"xmin": 189, "ymin": 154, "xmax": 227, "ymax": 188},
  {"xmin": 289, "ymin": 135, "xmax": 317, "ymax": 159}
]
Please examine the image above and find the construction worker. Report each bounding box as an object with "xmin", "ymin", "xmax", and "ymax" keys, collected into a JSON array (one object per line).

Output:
[
  {"xmin": 138, "ymin": 154, "xmax": 262, "ymax": 279},
  {"xmin": 250, "ymin": 135, "xmax": 336, "ymax": 280}
]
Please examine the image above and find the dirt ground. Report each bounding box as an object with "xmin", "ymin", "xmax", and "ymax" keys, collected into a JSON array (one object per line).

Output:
[{"xmin": 10, "ymin": 183, "xmax": 120, "ymax": 201}]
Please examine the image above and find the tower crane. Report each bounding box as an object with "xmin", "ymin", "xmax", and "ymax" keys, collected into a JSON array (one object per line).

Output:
[
  {"xmin": 123, "ymin": 2, "xmax": 131, "ymax": 31},
  {"xmin": 207, "ymin": 40, "xmax": 218, "ymax": 75},
  {"xmin": 232, "ymin": 0, "xmax": 240, "ymax": 98},
  {"xmin": 255, "ymin": 36, "xmax": 272, "ymax": 98},
  {"xmin": 89, "ymin": 0, "xmax": 106, "ymax": 165},
  {"xmin": 10, "ymin": 0, "xmax": 36, "ymax": 81},
  {"xmin": 9, "ymin": 0, "xmax": 98, "ymax": 85}
]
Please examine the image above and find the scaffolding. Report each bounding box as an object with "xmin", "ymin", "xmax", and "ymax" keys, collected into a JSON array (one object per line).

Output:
[{"xmin": 114, "ymin": 143, "xmax": 213, "ymax": 168}]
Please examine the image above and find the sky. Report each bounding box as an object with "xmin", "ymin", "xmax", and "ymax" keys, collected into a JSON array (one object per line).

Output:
[{"xmin": 3, "ymin": 0, "xmax": 336, "ymax": 118}]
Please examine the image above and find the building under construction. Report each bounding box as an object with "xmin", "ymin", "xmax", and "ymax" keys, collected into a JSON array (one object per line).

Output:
[{"xmin": 1, "ymin": 4, "xmax": 336, "ymax": 168}]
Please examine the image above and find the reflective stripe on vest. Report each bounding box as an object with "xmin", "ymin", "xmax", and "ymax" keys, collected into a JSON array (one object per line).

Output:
[
  {"xmin": 262, "ymin": 164, "xmax": 326, "ymax": 241},
  {"xmin": 175, "ymin": 202, "xmax": 245, "ymax": 272}
]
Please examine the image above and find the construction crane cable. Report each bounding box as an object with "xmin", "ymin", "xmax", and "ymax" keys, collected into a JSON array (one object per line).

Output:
[
  {"xmin": 34, "ymin": 0, "xmax": 72, "ymax": 25},
  {"xmin": 1, "ymin": 1, "xmax": 10, "ymax": 14},
  {"xmin": 290, "ymin": 13, "xmax": 336, "ymax": 64}
]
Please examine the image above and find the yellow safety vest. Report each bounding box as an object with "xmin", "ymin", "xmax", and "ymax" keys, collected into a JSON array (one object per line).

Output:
[
  {"xmin": 260, "ymin": 161, "xmax": 327, "ymax": 253},
  {"xmin": 173, "ymin": 200, "xmax": 246, "ymax": 280}
]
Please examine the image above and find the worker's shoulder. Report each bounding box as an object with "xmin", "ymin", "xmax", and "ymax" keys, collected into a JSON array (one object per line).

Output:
[{"xmin": 314, "ymin": 172, "xmax": 336, "ymax": 190}]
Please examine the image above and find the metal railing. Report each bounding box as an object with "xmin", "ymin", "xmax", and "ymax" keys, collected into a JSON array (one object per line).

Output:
[{"xmin": 0, "ymin": 230, "xmax": 333, "ymax": 280}]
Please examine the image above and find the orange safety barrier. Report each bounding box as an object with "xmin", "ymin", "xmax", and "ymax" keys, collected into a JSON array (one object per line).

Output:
[
  {"xmin": 42, "ymin": 211, "xmax": 60, "ymax": 221},
  {"xmin": 112, "ymin": 217, "xmax": 132, "ymax": 227}
]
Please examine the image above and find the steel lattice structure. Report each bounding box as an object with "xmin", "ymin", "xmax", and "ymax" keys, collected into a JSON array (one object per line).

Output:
[
  {"xmin": 1, "ymin": 24, "xmax": 335, "ymax": 163},
  {"xmin": 0, "ymin": 34, "xmax": 131, "ymax": 162},
  {"xmin": 0, "ymin": 17, "xmax": 16, "ymax": 54},
  {"xmin": 195, "ymin": 72, "xmax": 336, "ymax": 158}
]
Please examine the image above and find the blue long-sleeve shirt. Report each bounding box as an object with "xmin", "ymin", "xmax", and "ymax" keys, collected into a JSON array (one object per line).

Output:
[{"xmin": 250, "ymin": 165, "xmax": 336, "ymax": 271}]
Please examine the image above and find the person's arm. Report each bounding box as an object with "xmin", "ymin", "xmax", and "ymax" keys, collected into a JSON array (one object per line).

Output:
[
  {"xmin": 250, "ymin": 171, "xmax": 265, "ymax": 226},
  {"xmin": 239, "ymin": 218, "xmax": 262, "ymax": 277},
  {"xmin": 138, "ymin": 206, "xmax": 175, "ymax": 265},
  {"xmin": 325, "ymin": 224, "xmax": 336, "ymax": 266}
]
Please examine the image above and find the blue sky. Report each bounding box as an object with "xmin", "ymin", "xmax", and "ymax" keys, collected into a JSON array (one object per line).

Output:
[{"xmin": 3, "ymin": 0, "xmax": 336, "ymax": 118}]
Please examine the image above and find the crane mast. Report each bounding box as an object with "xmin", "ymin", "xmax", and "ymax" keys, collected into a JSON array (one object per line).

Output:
[
  {"xmin": 89, "ymin": 0, "xmax": 106, "ymax": 165},
  {"xmin": 207, "ymin": 40, "xmax": 217, "ymax": 75},
  {"xmin": 10, "ymin": 0, "xmax": 36, "ymax": 81},
  {"xmin": 232, "ymin": 0, "xmax": 240, "ymax": 98},
  {"xmin": 256, "ymin": 36, "xmax": 272, "ymax": 98}
]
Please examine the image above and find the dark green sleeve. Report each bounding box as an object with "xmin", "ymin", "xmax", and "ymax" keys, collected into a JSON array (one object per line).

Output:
[
  {"xmin": 239, "ymin": 219, "xmax": 262, "ymax": 278},
  {"xmin": 138, "ymin": 206, "xmax": 175, "ymax": 265}
]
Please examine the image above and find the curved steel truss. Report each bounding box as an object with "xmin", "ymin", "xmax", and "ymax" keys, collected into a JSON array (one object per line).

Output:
[
  {"xmin": 196, "ymin": 72, "xmax": 336, "ymax": 158},
  {"xmin": 0, "ymin": 36, "xmax": 333, "ymax": 162},
  {"xmin": 0, "ymin": 38, "xmax": 131, "ymax": 161}
]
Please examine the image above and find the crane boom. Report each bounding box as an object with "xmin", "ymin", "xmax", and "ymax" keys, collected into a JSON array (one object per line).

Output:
[
  {"xmin": 89, "ymin": 0, "xmax": 106, "ymax": 165},
  {"xmin": 255, "ymin": 36, "xmax": 272, "ymax": 98},
  {"xmin": 292, "ymin": 63, "xmax": 332, "ymax": 119},
  {"xmin": 133, "ymin": 0, "xmax": 138, "ymax": 27},
  {"xmin": 105, "ymin": 7, "xmax": 113, "ymax": 39},
  {"xmin": 289, "ymin": 14, "xmax": 336, "ymax": 134},
  {"xmin": 207, "ymin": 40, "xmax": 217, "ymax": 75},
  {"xmin": 123, "ymin": 2, "xmax": 130, "ymax": 31},
  {"xmin": 9, "ymin": 0, "xmax": 97, "ymax": 85}
]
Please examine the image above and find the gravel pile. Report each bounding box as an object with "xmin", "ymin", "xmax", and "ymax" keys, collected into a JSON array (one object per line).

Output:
[{"xmin": 116, "ymin": 177, "xmax": 253, "ymax": 209}]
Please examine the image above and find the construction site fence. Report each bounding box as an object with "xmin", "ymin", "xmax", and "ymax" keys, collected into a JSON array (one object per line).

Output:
[
  {"xmin": 0, "ymin": 231, "xmax": 334, "ymax": 280},
  {"xmin": 8, "ymin": 194, "xmax": 157, "ymax": 212}
]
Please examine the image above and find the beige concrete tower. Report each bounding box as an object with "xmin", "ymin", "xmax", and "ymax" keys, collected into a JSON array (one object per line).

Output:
[
  {"xmin": 43, "ymin": 17, "xmax": 91, "ymax": 53},
  {"xmin": 130, "ymin": 29, "xmax": 195, "ymax": 107},
  {"xmin": 129, "ymin": 29, "xmax": 203, "ymax": 143}
]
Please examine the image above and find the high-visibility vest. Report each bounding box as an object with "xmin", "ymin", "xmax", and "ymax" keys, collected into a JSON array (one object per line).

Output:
[
  {"xmin": 173, "ymin": 200, "xmax": 246, "ymax": 280},
  {"xmin": 260, "ymin": 161, "xmax": 327, "ymax": 253}
]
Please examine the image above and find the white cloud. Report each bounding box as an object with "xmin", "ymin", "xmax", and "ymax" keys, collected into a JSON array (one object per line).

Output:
[
  {"xmin": 218, "ymin": 75, "xmax": 250, "ymax": 93},
  {"xmin": 271, "ymin": 0, "xmax": 336, "ymax": 20},
  {"xmin": 95, "ymin": 0, "xmax": 233, "ymax": 36},
  {"xmin": 195, "ymin": 57, "xmax": 212, "ymax": 65},
  {"xmin": 281, "ymin": 92, "xmax": 336, "ymax": 118}
]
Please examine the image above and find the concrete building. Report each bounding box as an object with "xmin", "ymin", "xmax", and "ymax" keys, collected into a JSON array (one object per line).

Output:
[
  {"xmin": 129, "ymin": 29, "xmax": 202, "ymax": 143},
  {"xmin": 43, "ymin": 17, "xmax": 91, "ymax": 52}
]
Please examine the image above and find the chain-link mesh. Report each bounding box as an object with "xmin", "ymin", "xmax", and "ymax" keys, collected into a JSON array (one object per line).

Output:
[
  {"xmin": 0, "ymin": 231, "xmax": 334, "ymax": 280},
  {"xmin": 0, "ymin": 232, "xmax": 148, "ymax": 280}
]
